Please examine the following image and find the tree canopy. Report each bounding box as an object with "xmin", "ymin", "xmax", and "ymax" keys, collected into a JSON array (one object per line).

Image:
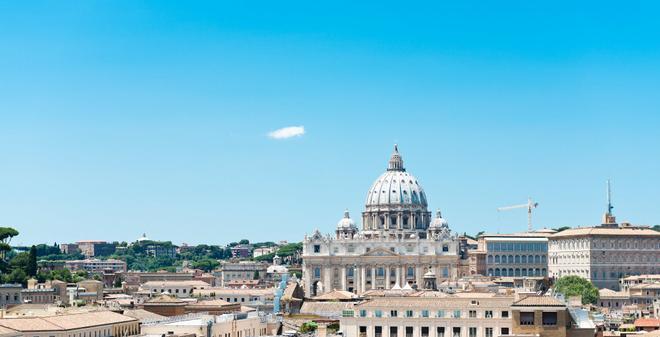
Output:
[{"xmin": 553, "ymin": 275, "xmax": 599, "ymax": 304}]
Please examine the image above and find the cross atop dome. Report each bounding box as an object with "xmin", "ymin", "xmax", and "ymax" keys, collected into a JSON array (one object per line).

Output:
[{"xmin": 387, "ymin": 144, "xmax": 405, "ymax": 171}]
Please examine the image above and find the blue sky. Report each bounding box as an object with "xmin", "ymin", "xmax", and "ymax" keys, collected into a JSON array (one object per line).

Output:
[{"xmin": 1, "ymin": 1, "xmax": 659, "ymax": 245}]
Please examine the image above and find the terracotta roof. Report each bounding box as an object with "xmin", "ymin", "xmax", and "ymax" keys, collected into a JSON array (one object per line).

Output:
[
  {"xmin": 312, "ymin": 290, "xmax": 359, "ymax": 301},
  {"xmin": 0, "ymin": 318, "xmax": 63, "ymax": 331},
  {"xmin": 142, "ymin": 280, "xmax": 209, "ymax": 287},
  {"xmin": 0, "ymin": 311, "xmax": 136, "ymax": 332},
  {"xmin": 281, "ymin": 283, "xmax": 302, "ymax": 301},
  {"xmin": 186, "ymin": 299, "xmax": 234, "ymax": 307},
  {"xmin": 145, "ymin": 294, "xmax": 186, "ymax": 305},
  {"xmin": 512, "ymin": 296, "xmax": 565, "ymax": 307},
  {"xmin": 599, "ymin": 288, "xmax": 629, "ymax": 298},
  {"xmin": 551, "ymin": 226, "xmax": 660, "ymax": 238},
  {"xmin": 42, "ymin": 311, "xmax": 136, "ymax": 330},
  {"xmin": 122, "ymin": 309, "xmax": 165, "ymax": 321},
  {"xmin": 634, "ymin": 318, "xmax": 660, "ymax": 328},
  {"xmin": 0, "ymin": 326, "xmax": 18, "ymax": 335}
]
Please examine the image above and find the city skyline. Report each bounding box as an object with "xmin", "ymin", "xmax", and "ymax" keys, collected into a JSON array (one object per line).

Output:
[{"xmin": 2, "ymin": 2, "xmax": 660, "ymax": 245}]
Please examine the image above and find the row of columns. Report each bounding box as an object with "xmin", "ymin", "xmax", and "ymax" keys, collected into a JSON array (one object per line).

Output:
[
  {"xmin": 362, "ymin": 211, "xmax": 431, "ymax": 231},
  {"xmin": 317, "ymin": 264, "xmax": 455, "ymax": 294}
]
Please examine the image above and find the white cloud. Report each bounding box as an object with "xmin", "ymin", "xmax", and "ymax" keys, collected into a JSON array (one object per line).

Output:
[{"xmin": 267, "ymin": 126, "xmax": 305, "ymax": 139}]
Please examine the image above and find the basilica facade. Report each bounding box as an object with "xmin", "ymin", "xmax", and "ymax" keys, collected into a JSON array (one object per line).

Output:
[{"xmin": 302, "ymin": 145, "xmax": 461, "ymax": 296}]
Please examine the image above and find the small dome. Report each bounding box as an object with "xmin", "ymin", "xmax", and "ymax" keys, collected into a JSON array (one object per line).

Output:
[
  {"xmin": 429, "ymin": 210, "xmax": 448, "ymax": 228},
  {"xmin": 337, "ymin": 209, "xmax": 356, "ymax": 229},
  {"xmin": 424, "ymin": 268, "xmax": 436, "ymax": 278}
]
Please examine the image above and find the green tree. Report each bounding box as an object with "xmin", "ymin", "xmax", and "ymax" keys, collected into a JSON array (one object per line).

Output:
[
  {"xmin": 27, "ymin": 245, "xmax": 38, "ymax": 276},
  {"xmin": 7, "ymin": 268, "xmax": 27, "ymax": 285},
  {"xmin": 192, "ymin": 258, "xmax": 219, "ymax": 272},
  {"xmin": 652, "ymin": 225, "xmax": 660, "ymax": 232},
  {"xmin": 239, "ymin": 239, "xmax": 250, "ymax": 245},
  {"xmin": 554, "ymin": 275, "xmax": 599, "ymax": 304},
  {"xmin": 0, "ymin": 227, "xmax": 19, "ymax": 262},
  {"xmin": 253, "ymin": 270, "xmax": 260, "ymax": 280}
]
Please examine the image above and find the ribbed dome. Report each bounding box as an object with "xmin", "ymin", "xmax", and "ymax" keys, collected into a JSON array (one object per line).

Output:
[{"xmin": 365, "ymin": 145, "xmax": 428, "ymax": 208}]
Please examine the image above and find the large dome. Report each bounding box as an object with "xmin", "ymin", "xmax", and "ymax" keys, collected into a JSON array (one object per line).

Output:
[{"xmin": 365, "ymin": 145, "xmax": 428, "ymax": 208}]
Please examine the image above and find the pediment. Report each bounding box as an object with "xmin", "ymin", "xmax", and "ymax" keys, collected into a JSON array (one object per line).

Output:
[{"xmin": 361, "ymin": 247, "xmax": 399, "ymax": 257}]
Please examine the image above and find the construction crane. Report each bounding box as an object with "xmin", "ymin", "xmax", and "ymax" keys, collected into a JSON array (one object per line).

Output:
[{"xmin": 497, "ymin": 197, "xmax": 539, "ymax": 232}]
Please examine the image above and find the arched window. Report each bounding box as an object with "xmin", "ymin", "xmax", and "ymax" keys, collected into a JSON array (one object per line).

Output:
[
  {"xmin": 495, "ymin": 255, "xmax": 500, "ymax": 264},
  {"xmin": 487, "ymin": 255, "xmax": 494, "ymax": 264},
  {"xmin": 494, "ymin": 268, "xmax": 501, "ymax": 276},
  {"xmin": 508, "ymin": 255, "xmax": 514, "ymax": 264},
  {"xmin": 515, "ymin": 268, "xmax": 521, "ymax": 276},
  {"xmin": 488, "ymin": 268, "xmax": 493, "ymax": 276}
]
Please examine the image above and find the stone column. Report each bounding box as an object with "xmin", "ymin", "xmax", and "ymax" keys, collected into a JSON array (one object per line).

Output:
[
  {"xmin": 415, "ymin": 265, "xmax": 423, "ymax": 288},
  {"xmin": 385, "ymin": 266, "xmax": 391, "ymax": 289},
  {"xmin": 395, "ymin": 267, "xmax": 401, "ymax": 286},
  {"xmin": 323, "ymin": 267, "xmax": 332, "ymax": 293},
  {"xmin": 341, "ymin": 266, "xmax": 347, "ymax": 291},
  {"xmin": 371, "ymin": 267, "xmax": 377, "ymax": 290},
  {"xmin": 360, "ymin": 266, "xmax": 367, "ymax": 294}
]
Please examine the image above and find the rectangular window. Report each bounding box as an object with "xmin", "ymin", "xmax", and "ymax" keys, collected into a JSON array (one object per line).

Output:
[
  {"xmin": 469, "ymin": 310, "xmax": 477, "ymax": 318},
  {"xmin": 405, "ymin": 310, "xmax": 414, "ymax": 318},
  {"xmin": 406, "ymin": 327, "xmax": 414, "ymax": 337},
  {"xmin": 453, "ymin": 327, "xmax": 461, "ymax": 337},
  {"xmin": 469, "ymin": 328, "xmax": 477, "ymax": 337},
  {"xmin": 520, "ymin": 312, "xmax": 534, "ymax": 325},
  {"xmin": 485, "ymin": 310, "xmax": 493, "ymax": 318},
  {"xmin": 501, "ymin": 311, "xmax": 509, "ymax": 318},
  {"xmin": 390, "ymin": 327, "xmax": 398, "ymax": 337},
  {"xmin": 360, "ymin": 310, "xmax": 367, "ymax": 317},
  {"xmin": 421, "ymin": 310, "xmax": 429, "ymax": 318},
  {"xmin": 313, "ymin": 245, "xmax": 321, "ymax": 253},
  {"xmin": 375, "ymin": 326, "xmax": 383, "ymax": 337},
  {"xmin": 453, "ymin": 310, "xmax": 461, "ymax": 318},
  {"xmin": 437, "ymin": 310, "xmax": 445, "ymax": 318},
  {"xmin": 485, "ymin": 328, "xmax": 493, "ymax": 337},
  {"xmin": 542, "ymin": 312, "xmax": 557, "ymax": 325},
  {"xmin": 390, "ymin": 310, "xmax": 398, "ymax": 317},
  {"xmin": 342, "ymin": 310, "xmax": 354, "ymax": 317},
  {"xmin": 500, "ymin": 328, "xmax": 509, "ymax": 336},
  {"xmin": 421, "ymin": 327, "xmax": 429, "ymax": 337},
  {"xmin": 375, "ymin": 310, "xmax": 383, "ymax": 318},
  {"xmin": 437, "ymin": 327, "xmax": 445, "ymax": 337}
]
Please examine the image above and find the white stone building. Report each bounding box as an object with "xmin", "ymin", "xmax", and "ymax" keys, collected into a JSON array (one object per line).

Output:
[
  {"xmin": 548, "ymin": 213, "xmax": 660, "ymax": 290},
  {"xmin": 303, "ymin": 146, "xmax": 461, "ymax": 296}
]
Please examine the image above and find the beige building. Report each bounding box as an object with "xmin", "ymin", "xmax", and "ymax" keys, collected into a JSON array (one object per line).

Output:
[
  {"xmin": 140, "ymin": 312, "xmax": 272, "ymax": 337},
  {"xmin": 140, "ymin": 280, "xmax": 210, "ymax": 298},
  {"xmin": 340, "ymin": 292, "xmax": 515, "ymax": 337},
  {"xmin": 548, "ymin": 213, "xmax": 660, "ymax": 290},
  {"xmin": 194, "ymin": 287, "xmax": 275, "ymax": 311},
  {"xmin": 0, "ymin": 311, "xmax": 140, "ymax": 337},
  {"xmin": 303, "ymin": 146, "xmax": 462, "ymax": 296},
  {"xmin": 478, "ymin": 230, "xmax": 555, "ymax": 279},
  {"xmin": 216, "ymin": 261, "xmax": 269, "ymax": 287},
  {"xmin": 65, "ymin": 259, "xmax": 127, "ymax": 273}
]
